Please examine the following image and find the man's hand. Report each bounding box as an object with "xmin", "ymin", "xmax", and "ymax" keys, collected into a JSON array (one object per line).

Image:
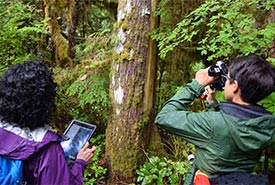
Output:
[
  {"xmin": 195, "ymin": 68, "xmax": 216, "ymax": 87},
  {"xmin": 205, "ymin": 85, "xmax": 217, "ymax": 104}
]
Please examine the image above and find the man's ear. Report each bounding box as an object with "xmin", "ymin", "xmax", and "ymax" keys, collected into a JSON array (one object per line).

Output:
[{"xmin": 232, "ymin": 80, "xmax": 239, "ymax": 93}]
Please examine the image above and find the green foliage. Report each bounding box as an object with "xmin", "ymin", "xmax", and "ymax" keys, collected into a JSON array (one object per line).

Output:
[
  {"xmin": 84, "ymin": 134, "xmax": 107, "ymax": 185},
  {"xmin": 66, "ymin": 73, "xmax": 110, "ymax": 112},
  {"xmin": 0, "ymin": 1, "xmax": 47, "ymax": 72},
  {"xmin": 54, "ymin": 62, "xmax": 110, "ymax": 132},
  {"xmin": 76, "ymin": 1, "xmax": 115, "ymax": 38},
  {"xmin": 155, "ymin": 0, "xmax": 275, "ymax": 61},
  {"xmin": 162, "ymin": 135, "xmax": 195, "ymax": 162},
  {"xmin": 136, "ymin": 155, "xmax": 191, "ymax": 185},
  {"xmin": 67, "ymin": 29, "xmax": 114, "ymax": 124},
  {"xmin": 50, "ymin": 0, "xmax": 115, "ymax": 131},
  {"xmin": 191, "ymin": 61, "xmax": 205, "ymax": 74},
  {"xmin": 258, "ymin": 92, "xmax": 275, "ymax": 115},
  {"xmin": 74, "ymin": 28, "xmax": 116, "ymax": 63},
  {"xmin": 156, "ymin": 81, "xmax": 180, "ymax": 112}
]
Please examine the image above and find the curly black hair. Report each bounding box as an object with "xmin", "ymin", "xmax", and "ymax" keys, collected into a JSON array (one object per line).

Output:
[{"xmin": 0, "ymin": 60, "xmax": 57, "ymax": 130}]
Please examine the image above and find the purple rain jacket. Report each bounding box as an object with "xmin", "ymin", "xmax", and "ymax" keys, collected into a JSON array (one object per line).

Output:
[{"xmin": 0, "ymin": 124, "xmax": 86, "ymax": 185}]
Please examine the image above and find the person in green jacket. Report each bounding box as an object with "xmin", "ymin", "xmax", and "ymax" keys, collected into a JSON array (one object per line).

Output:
[{"xmin": 155, "ymin": 54, "xmax": 275, "ymax": 184}]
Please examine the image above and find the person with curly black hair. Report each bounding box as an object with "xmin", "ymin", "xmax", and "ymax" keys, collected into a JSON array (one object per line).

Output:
[{"xmin": 0, "ymin": 60, "xmax": 96, "ymax": 184}]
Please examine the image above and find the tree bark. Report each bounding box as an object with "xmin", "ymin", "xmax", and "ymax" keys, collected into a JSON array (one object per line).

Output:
[
  {"xmin": 105, "ymin": 0, "xmax": 160, "ymax": 183},
  {"xmin": 267, "ymin": 9, "xmax": 275, "ymax": 58},
  {"xmin": 67, "ymin": 0, "xmax": 80, "ymax": 60},
  {"xmin": 43, "ymin": 0, "xmax": 72, "ymax": 67}
]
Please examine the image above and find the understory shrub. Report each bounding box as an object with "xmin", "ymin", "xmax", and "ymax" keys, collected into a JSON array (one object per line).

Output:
[
  {"xmin": 84, "ymin": 134, "xmax": 107, "ymax": 185},
  {"xmin": 136, "ymin": 155, "xmax": 191, "ymax": 185}
]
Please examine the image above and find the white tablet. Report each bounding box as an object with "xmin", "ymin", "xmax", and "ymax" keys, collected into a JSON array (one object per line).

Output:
[{"xmin": 61, "ymin": 120, "xmax": 96, "ymax": 161}]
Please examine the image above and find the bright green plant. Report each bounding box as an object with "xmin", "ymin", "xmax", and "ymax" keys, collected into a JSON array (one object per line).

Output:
[
  {"xmin": 84, "ymin": 134, "xmax": 107, "ymax": 185},
  {"xmin": 136, "ymin": 155, "xmax": 191, "ymax": 185},
  {"xmin": 154, "ymin": 0, "xmax": 275, "ymax": 61},
  {"xmin": 258, "ymin": 93, "xmax": 275, "ymax": 115},
  {"xmin": 0, "ymin": 1, "xmax": 48, "ymax": 72}
]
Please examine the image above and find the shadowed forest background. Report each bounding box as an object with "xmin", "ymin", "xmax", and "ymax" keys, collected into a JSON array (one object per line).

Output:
[{"xmin": 1, "ymin": 0, "xmax": 275, "ymax": 184}]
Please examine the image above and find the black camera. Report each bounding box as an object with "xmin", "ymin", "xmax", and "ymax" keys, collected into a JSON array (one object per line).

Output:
[{"xmin": 208, "ymin": 61, "xmax": 228, "ymax": 91}]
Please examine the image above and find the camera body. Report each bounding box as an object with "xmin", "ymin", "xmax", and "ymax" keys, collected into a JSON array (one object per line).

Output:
[{"xmin": 208, "ymin": 61, "xmax": 228, "ymax": 91}]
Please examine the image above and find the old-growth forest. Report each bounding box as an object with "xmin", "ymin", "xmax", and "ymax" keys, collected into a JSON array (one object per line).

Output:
[{"xmin": 1, "ymin": 0, "xmax": 275, "ymax": 184}]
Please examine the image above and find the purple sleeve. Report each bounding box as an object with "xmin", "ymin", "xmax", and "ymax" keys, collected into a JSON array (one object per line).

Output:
[
  {"xmin": 71, "ymin": 159, "xmax": 87, "ymax": 183},
  {"xmin": 28, "ymin": 143, "xmax": 86, "ymax": 185}
]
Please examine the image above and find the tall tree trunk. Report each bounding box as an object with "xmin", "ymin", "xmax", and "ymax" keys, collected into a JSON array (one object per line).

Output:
[
  {"xmin": 68, "ymin": 0, "xmax": 80, "ymax": 60},
  {"xmin": 105, "ymin": 0, "xmax": 160, "ymax": 183},
  {"xmin": 267, "ymin": 9, "xmax": 275, "ymax": 58},
  {"xmin": 43, "ymin": 0, "xmax": 72, "ymax": 67}
]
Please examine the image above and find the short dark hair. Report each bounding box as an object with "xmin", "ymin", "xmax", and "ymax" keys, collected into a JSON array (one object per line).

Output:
[
  {"xmin": 0, "ymin": 60, "xmax": 57, "ymax": 130},
  {"xmin": 229, "ymin": 54, "xmax": 275, "ymax": 104}
]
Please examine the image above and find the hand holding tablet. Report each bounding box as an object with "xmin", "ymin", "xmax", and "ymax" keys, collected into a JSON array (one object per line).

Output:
[
  {"xmin": 77, "ymin": 142, "xmax": 96, "ymax": 164},
  {"xmin": 61, "ymin": 120, "xmax": 97, "ymax": 164}
]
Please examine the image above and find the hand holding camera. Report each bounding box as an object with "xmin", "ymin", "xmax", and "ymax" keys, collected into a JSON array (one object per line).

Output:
[
  {"xmin": 195, "ymin": 68, "xmax": 215, "ymax": 87},
  {"xmin": 208, "ymin": 61, "xmax": 228, "ymax": 91},
  {"xmin": 204, "ymin": 85, "xmax": 217, "ymax": 104},
  {"xmin": 197, "ymin": 61, "xmax": 228, "ymax": 100}
]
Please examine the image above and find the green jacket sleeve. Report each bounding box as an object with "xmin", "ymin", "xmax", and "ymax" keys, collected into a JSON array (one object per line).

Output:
[
  {"xmin": 206, "ymin": 101, "xmax": 220, "ymax": 111},
  {"xmin": 155, "ymin": 80, "xmax": 214, "ymax": 148}
]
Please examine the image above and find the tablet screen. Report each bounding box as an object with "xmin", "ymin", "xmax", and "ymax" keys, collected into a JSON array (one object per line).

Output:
[{"xmin": 61, "ymin": 120, "xmax": 96, "ymax": 161}]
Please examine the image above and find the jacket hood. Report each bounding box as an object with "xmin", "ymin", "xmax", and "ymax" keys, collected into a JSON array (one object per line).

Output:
[
  {"xmin": 0, "ymin": 127, "xmax": 65, "ymax": 160},
  {"xmin": 220, "ymin": 102, "xmax": 275, "ymax": 152}
]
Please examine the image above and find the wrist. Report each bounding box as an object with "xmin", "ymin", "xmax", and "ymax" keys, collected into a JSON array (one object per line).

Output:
[{"xmin": 207, "ymin": 98, "xmax": 216, "ymax": 104}]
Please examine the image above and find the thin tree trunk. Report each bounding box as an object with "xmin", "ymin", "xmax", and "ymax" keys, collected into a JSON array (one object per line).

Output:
[
  {"xmin": 267, "ymin": 9, "xmax": 275, "ymax": 58},
  {"xmin": 43, "ymin": 0, "xmax": 72, "ymax": 67}
]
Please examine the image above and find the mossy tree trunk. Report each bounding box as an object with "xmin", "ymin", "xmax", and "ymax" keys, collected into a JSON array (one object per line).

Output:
[
  {"xmin": 267, "ymin": 9, "xmax": 275, "ymax": 58},
  {"xmin": 43, "ymin": 0, "xmax": 73, "ymax": 67},
  {"xmin": 105, "ymin": 0, "xmax": 160, "ymax": 183},
  {"xmin": 67, "ymin": 0, "xmax": 80, "ymax": 60}
]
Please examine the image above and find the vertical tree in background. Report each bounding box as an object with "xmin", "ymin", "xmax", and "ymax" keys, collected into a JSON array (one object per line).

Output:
[
  {"xmin": 43, "ymin": 0, "xmax": 73, "ymax": 67},
  {"xmin": 267, "ymin": 9, "xmax": 275, "ymax": 58},
  {"xmin": 105, "ymin": 0, "xmax": 159, "ymax": 183}
]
